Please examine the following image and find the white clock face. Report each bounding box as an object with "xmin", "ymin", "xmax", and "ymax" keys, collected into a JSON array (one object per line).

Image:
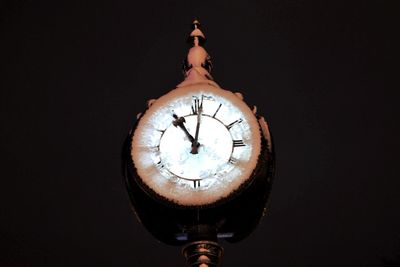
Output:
[{"xmin": 131, "ymin": 85, "xmax": 261, "ymax": 206}]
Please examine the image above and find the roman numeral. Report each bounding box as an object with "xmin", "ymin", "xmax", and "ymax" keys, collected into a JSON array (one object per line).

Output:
[
  {"xmin": 193, "ymin": 180, "xmax": 201, "ymax": 188},
  {"xmin": 227, "ymin": 118, "xmax": 243, "ymax": 129},
  {"xmin": 229, "ymin": 157, "xmax": 238, "ymax": 164},
  {"xmin": 156, "ymin": 160, "xmax": 164, "ymax": 169},
  {"xmin": 149, "ymin": 145, "xmax": 160, "ymax": 152},
  {"xmin": 212, "ymin": 103, "xmax": 222, "ymax": 118},
  {"xmin": 233, "ymin": 140, "xmax": 245, "ymax": 147},
  {"xmin": 191, "ymin": 96, "xmax": 204, "ymax": 114}
]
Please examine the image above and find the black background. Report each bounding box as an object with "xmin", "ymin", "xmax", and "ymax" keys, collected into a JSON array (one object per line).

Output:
[{"xmin": 0, "ymin": 0, "xmax": 398, "ymax": 266}]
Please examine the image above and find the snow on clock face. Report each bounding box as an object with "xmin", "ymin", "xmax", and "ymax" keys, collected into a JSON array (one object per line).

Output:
[{"xmin": 131, "ymin": 85, "xmax": 261, "ymax": 207}]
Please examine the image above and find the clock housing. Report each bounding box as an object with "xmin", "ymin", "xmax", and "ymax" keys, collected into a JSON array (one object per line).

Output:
[{"xmin": 130, "ymin": 84, "xmax": 262, "ymax": 207}]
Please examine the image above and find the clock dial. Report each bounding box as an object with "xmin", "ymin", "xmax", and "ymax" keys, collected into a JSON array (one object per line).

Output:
[
  {"xmin": 131, "ymin": 85, "xmax": 261, "ymax": 206},
  {"xmin": 159, "ymin": 115, "xmax": 233, "ymax": 182}
]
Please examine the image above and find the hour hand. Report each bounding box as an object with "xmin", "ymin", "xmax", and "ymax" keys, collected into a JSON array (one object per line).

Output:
[{"xmin": 172, "ymin": 114, "xmax": 195, "ymax": 143}]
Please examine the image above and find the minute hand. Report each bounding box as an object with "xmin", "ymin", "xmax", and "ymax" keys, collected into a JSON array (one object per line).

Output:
[{"xmin": 191, "ymin": 106, "xmax": 202, "ymax": 154}]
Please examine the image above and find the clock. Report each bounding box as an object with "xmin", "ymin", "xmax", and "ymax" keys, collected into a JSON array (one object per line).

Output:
[
  {"xmin": 124, "ymin": 20, "xmax": 274, "ymax": 267},
  {"xmin": 130, "ymin": 84, "xmax": 265, "ymax": 207},
  {"xmin": 126, "ymin": 19, "xmax": 273, "ymax": 209}
]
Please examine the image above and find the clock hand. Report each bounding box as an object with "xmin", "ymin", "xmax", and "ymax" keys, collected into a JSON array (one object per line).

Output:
[
  {"xmin": 172, "ymin": 114, "xmax": 195, "ymax": 143},
  {"xmin": 191, "ymin": 100, "xmax": 203, "ymax": 154}
]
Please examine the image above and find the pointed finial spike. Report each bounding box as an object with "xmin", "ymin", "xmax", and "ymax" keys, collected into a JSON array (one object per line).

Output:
[
  {"xmin": 192, "ymin": 19, "xmax": 201, "ymax": 29},
  {"xmin": 187, "ymin": 19, "xmax": 206, "ymax": 46}
]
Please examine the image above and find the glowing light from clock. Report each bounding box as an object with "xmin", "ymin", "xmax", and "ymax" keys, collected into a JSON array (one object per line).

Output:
[{"xmin": 131, "ymin": 85, "xmax": 261, "ymax": 206}]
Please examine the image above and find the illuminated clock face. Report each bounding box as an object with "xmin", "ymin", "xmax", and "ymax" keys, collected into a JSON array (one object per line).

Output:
[{"xmin": 131, "ymin": 85, "xmax": 261, "ymax": 206}]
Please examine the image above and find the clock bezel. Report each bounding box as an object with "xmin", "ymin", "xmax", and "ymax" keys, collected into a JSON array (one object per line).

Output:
[{"xmin": 129, "ymin": 84, "xmax": 262, "ymax": 208}]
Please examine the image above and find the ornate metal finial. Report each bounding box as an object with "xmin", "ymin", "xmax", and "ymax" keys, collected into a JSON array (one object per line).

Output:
[
  {"xmin": 187, "ymin": 19, "xmax": 206, "ymax": 47},
  {"xmin": 182, "ymin": 19, "xmax": 213, "ymax": 79}
]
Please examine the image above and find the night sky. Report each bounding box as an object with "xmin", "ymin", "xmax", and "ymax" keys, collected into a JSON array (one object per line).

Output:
[{"xmin": 0, "ymin": 0, "xmax": 398, "ymax": 266}]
